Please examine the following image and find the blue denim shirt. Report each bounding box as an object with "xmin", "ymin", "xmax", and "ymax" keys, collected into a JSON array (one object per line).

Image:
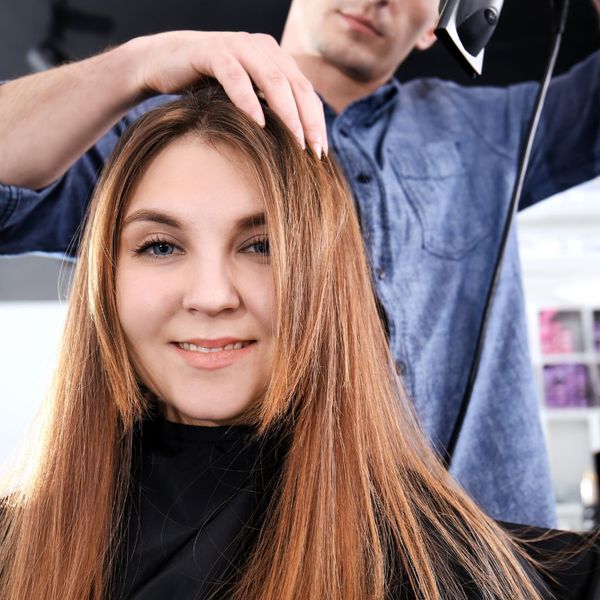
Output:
[{"xmin": 2, "ymin": 51, "xmax": 600, "ymax": 527}]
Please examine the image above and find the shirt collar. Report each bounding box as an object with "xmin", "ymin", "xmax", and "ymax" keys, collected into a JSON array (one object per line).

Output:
[{"xmin": 321, "ymin": 77, "xmax": 401, "ymax": 126}]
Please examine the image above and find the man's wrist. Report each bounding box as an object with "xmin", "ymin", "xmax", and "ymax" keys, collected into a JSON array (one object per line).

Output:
[{"xmin": 94, "ymin": 38, "xmax": 152, "ymax": 110}]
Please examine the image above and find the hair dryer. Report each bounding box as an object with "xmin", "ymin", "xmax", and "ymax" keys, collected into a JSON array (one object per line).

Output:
[
  {"xmin": 435, "ymin": 0, "xmax": 505, "ymax": 77},
  {"xmin": 438, "ymin": 0, "xmax": 572, "ymax": 467}
]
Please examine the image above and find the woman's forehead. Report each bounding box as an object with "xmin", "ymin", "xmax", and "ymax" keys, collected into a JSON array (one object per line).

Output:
[{"xmin": 124, "ymin": 136, "xmax": 265, "ymax": 231}]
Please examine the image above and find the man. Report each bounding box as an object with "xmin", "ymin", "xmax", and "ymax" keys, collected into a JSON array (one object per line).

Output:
[{"xmin": 1, "ymin": 0, "xmax": 599, "ymax": 527}]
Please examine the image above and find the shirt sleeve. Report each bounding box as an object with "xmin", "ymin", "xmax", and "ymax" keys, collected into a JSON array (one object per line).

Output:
[
  {"xmin": 0, "ymin": 94, "xmax": 176, "ymax": 259},
  {"xmin": 515, "ymin": 49, "xmax": 600, "ymax": 210},
  {"xmin": 444, "ymin": 50, "xmax": 600, "ymax": 212}
]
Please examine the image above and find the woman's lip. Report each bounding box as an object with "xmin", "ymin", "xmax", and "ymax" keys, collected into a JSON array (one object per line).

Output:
[
  {"xmin": 338, "ymin": 12, "xmax": 383, "ymax": 37},
  {"xmin": 177, "ymin": 337, "xmax": 251, "ymax": 348},
  {"xmin": 171, "ymin": 341, "xmax": 257, "ymax": 371}
]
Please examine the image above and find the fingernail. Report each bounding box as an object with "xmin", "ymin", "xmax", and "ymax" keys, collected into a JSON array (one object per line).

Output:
[
  {"xmin": 295, "ymin": 129, "xmax": 306, "ymax": 149},
  {"xmin": 313, "ymin": 142, "xmax": 322, "ymax": 160},
  {"xmin": 255, "ymin": 112, "xmax": 266, "ymax": 128}
]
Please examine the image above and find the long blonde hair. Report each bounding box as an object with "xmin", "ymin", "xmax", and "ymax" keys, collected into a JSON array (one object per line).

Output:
[{"xmin": 0, "ymin": 82, "xmax": 547, "ymax": 599}]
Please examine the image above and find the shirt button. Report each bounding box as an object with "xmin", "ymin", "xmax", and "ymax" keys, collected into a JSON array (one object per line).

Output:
[
  {"xmin": 376, "ymin": 268, "xmax": 386, "ymax": 280},
  {"xmin": 356, "ymin": 172, "xmax": 372, "ymax": 184},
  {"xmin": 395, "ymin": 360, "xmax": 406, "ymax": 376}
]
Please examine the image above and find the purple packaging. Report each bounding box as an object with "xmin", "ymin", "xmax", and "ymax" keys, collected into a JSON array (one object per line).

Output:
[
  {"xmin": 594, "ymin": 315, "xmax": 600, "ymax": 352},
  {"xmin": 539, "ymin": 309, "xmax": 575, "ymax": 354},
  {"xmin": 543, "ymin": 364, "xmax": 590, "ymax": 408}
]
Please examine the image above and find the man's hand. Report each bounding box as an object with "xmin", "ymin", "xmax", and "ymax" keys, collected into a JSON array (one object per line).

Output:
[{"xmin": 128, "ymin": 31, "xmax": 327, "ymax": 156}]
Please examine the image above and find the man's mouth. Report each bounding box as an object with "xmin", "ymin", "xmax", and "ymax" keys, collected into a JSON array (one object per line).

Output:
[{"xmin": 338, "ymin": 11, "xmax": 384, "ymax": 37}]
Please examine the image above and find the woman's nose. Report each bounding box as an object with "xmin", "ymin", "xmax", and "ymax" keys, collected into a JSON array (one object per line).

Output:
[{"xmin": 181, "ymin": 256, "xmax": 241, "ymax": 315}]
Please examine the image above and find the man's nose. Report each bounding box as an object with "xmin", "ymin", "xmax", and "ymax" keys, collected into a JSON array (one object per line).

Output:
[{"xmin": 181, "ymin": 256, "xmax": 241, "ymax": 315}]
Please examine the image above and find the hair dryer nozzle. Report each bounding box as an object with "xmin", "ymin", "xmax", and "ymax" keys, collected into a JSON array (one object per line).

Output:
[{"xmin": 435, "ymin": 0, "xmax": 504, "ymax": 78}]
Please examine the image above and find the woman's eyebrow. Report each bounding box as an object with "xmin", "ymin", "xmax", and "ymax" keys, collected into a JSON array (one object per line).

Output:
[
  {"xmin": 121, "ymin": 209, "xmax": 266, "ymax": 231},
  {"xmin": 122, "ymin": 209, "xmax": 184, "ymax": 230},
  {"xmin": 236, "ymin": 212, "xmax": 266, "ymax": 231}
]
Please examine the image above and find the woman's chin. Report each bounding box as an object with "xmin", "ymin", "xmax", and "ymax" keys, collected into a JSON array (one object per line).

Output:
[{"xmin": 158, "ymin": 398, "xmax": 250, "ymax": 427}]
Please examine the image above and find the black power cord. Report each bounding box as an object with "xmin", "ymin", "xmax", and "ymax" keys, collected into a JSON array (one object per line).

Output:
[{"xmin": 442, "ymin": 0, "xmax": 572, "ymax": 469}]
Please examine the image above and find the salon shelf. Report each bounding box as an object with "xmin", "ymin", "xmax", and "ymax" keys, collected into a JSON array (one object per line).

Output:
[
  {"xmin": 534, "ymin": 353, "xmax": 599, "ymax": 365},
  {"xmin": 556, "ymin": 502, "xmax": 584, "ymax": 516},
  {"xmin": 527, "ymin": 305, "xmax": 600, "ymax": 531},
  {"xmin": 541, "ymin": 407, "xmax": 600, "ymax": 420},
  {"xmin": 555, "ymin": 502, "xmax": 585, "ymax": 532},
  {"xmin": 519, "ymin": 180, "xmax": 600, "ymax": 531},
  {"xmin": 532, "ymin": 306, "xmax": 600, "ymax": 410}
]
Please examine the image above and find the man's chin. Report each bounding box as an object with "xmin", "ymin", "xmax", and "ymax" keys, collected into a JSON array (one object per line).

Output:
[
  {"xmin": 317, "ymin": 39, "xmax": 377, "ymax": 77},
  {"xmin": 327, "ymin": 51, "xmax": 380, "ymax": 82}
]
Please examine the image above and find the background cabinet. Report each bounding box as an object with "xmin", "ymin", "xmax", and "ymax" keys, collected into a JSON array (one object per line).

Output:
[
  {"xmin": 519, "ymin": 176, "xmax": 600, "ymax": 531},
  {"xmin": 526, "ymin": 306, "xmax": 600, "ymax": 530}
]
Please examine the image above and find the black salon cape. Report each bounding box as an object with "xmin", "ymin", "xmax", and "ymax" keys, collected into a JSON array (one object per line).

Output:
[{"xmin": 113, "ymin": 417, "xmax": 600, "ymax": 599}]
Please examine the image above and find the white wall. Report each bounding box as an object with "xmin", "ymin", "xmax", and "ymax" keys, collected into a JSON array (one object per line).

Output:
[
  {"xmin": 0, "ymin": 301, "xmax": 68, "ymax": 463},
  {"xmin": 519, "ymin": 176, "xmax": 600, "ymax": 306}
]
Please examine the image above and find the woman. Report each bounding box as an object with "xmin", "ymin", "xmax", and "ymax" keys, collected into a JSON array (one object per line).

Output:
[{"xmin": 0, "ymin": 81, "xmax": 597, "ymax": 600}]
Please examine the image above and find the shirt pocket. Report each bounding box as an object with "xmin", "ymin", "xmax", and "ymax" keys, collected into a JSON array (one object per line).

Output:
[{"xmin": 389, "ymin": 140, "xmax": 493, "ymax": 260}]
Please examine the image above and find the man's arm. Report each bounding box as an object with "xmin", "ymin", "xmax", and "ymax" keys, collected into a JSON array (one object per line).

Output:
[
  {"xmin": 0, "ymin": 43, "xmax": 140, "ymax": 191},
  {"xmin": 519, "ymin": 48, "xmax": 600, "ymax": 210},
  {"xmin": 517, "ymin": 0, "xmax": 600, "ymax": 209},
  {"xmin": 0, "ymin": 94, "xmax": 170, "ymax": 258},
  {"xmin": 0, "ymin": 30, "xmax": 327, "ymax": 191}
]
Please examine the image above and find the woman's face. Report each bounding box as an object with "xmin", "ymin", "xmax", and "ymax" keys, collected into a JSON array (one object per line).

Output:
[{"xmin": 116, "ymin": 136, "xmax": 275, "ymax": 426}]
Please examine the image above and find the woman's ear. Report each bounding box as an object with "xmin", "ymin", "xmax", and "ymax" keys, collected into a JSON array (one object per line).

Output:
[{"xmin": 415, "ymin": 27, "xmax": 437, "ymax": 51}]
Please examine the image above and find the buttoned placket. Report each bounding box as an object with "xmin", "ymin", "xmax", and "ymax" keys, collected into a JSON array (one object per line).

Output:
[{"xmin": 325, "ymin": 92, "xmax": 411, "ymax": 388}]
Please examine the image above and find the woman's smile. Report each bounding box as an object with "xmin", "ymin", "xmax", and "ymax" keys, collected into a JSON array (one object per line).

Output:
[
  {"xmin": 175, "ymin": 337, "xmax": 255, "ymax": 352},
  {"xmin": 171, "ymin": 339, "xmax": 258, "ymax": 370}
]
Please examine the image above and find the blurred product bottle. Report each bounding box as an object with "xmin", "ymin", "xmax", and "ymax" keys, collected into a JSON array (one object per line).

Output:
[{"xmin": 581, "ymin": 467, "xmax": 599, "ymax": 530}]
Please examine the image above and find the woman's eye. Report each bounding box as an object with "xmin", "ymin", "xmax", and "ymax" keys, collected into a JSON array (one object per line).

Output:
[
  {"xmin": 134, "ymin": 238, "xmax": 180, "ymax": 258},
  {"xmin": 243, "ymin": 237, "xmax": 270, "ymax": 257}
]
